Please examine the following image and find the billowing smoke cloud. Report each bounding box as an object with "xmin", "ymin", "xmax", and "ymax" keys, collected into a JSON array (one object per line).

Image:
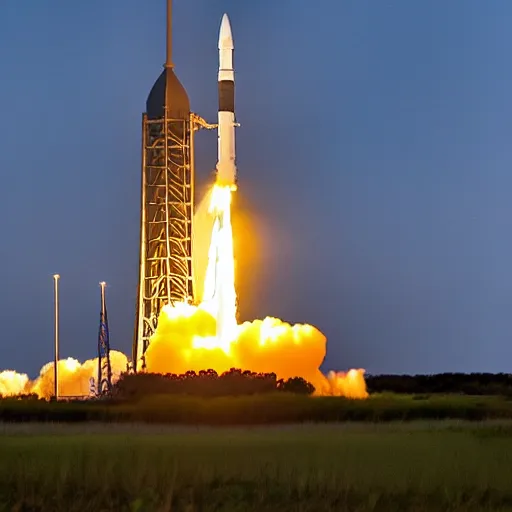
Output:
[
  {"xmin": 144, "ymin": 303, "xmax": 368, "ymax": 397},
  {"xmin": 0, "ymin": 350, "xmax": 128, "ymax": 399},
  {"xmin": 0, "ymin": 370, "xmax": 29, "ymax": 397}
]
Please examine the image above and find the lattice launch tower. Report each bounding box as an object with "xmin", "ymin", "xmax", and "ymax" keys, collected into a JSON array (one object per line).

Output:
[{"xmin": 133, "ymin": 0, "xmax": 194, "ymax": 369}]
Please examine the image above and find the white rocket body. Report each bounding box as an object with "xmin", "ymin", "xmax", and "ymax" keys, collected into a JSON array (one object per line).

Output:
[{"xmin": 216, "ymin": 14, "xmax": 237, "ymax": 188}]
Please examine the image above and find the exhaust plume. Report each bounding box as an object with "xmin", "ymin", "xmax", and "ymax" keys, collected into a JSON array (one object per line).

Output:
[{"xmin": 145, "ymin": 184, "xmax": 368, "ymax": 398}]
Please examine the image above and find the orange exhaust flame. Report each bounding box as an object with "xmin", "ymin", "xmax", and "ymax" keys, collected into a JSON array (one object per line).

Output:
[{"xmin": 144, "ymin": 184, "xmax": 368, "ymax": 399}]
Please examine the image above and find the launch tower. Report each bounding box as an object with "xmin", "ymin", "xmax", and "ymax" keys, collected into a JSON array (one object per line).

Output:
[{"xmin": 133, "ymin": 0, "xmax": 216, "ymax": 369}]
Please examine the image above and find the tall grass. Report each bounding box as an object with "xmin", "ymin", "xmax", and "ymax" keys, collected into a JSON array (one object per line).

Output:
[
  {"xmin": 2, "ymin": 422, "xmax": 512, "ymax": 511},
  {"xmin": 1, "ymin": 393, "xmax": 512, "ymax": 425}
]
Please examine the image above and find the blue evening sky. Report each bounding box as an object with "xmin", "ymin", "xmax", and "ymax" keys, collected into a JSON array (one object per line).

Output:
[{"xmin": 0, "ymin": 0, "xmax": 511, "ymax": 377}]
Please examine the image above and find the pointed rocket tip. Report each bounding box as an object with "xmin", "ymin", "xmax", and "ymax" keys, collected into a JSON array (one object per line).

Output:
[{"xmin": 218, "ymin": 13, "xmax": 233, "ymax": 49}]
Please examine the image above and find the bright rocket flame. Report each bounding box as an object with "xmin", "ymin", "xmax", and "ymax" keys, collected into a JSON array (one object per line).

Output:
[
  {"xmin": 144, "ymin": 184, "xmax": 368, "ymax": 398},
  {"xmin": 201, "ymin": 185, "xmax": 238, "ymax": 349}
]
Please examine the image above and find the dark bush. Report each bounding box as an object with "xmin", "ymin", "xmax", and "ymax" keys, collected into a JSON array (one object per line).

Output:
[
  {"xmin": 277, "ymin": 377, "xmax": 315, "ymax": 395},
  {"xmin": 111, "ymin": 368, "xmax": 315, "ymax": 399}
]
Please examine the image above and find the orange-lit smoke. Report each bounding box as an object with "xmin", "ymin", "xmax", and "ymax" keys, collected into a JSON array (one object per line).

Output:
[
  {"xmin": 145, "ymin": 184, "xmax": 368, "ymax": 398},
  {"xmin": 0, "ymin": 184, "xmax": 367, "ymax": 400},
  {"xmin": 0, "ymin": 371, "xmax": 29, "ymax": 397},
  {"xmin": 0, "ymin": 351, "xmax": 127, "ymax": 399}
]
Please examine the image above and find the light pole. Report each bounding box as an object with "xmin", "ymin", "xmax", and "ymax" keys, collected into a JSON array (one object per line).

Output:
[{"xmin": 53, "ymin": 274, "xmax": 60, "ymax": 400}]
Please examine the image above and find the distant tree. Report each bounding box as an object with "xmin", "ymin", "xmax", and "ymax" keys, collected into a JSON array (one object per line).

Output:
[
  {"xmin": 366, "ymin": 373, "xmax": 512, "ymax": 396},
  {"xmin": 277, "ymin": 377, "xmax": 315, "ymax": 395}
]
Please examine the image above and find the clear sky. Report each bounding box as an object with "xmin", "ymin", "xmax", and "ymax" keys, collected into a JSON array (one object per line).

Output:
[{"xmin": 0, "ymin": 0, "xmax": 511, "ymax": 377}]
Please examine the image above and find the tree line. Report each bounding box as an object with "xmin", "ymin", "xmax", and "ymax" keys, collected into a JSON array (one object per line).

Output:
[
  {"xmin": 365, "ymin": 373, "xmax": 512, "ymax": 395},
  {"xmin": 112, "ymin": 368, "xmax": 315, "ymax": 399}
]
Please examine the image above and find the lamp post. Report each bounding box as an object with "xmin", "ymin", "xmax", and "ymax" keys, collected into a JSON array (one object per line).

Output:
[{"xmin": 53, "ymin": 274, "xmax": 60, "ymax": 400}]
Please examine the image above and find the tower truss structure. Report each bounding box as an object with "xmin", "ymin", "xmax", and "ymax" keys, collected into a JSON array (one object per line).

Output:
[
  {"xmin": 135, "ymin": 109, "xmax": 193, "ymax": 368},
  {"xmin": 132, "ymin": 0, "xmax": 216, "ymax": 370},
  {"xmin": 133, "ymin": 112, "xmax": 216, "ymax": 369}
]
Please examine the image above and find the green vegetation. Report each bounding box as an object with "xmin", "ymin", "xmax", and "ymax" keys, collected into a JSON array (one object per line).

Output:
[
  {"xmin": 366, "ymin": 372, "xmax": 512, "ymax": 395},
  {"xmin": 2, "ymin": 393, "xmax": 512, "ymax": 424},
  {"xmin": 2, "ymin": 421, "xmax": 512, "ymax": 511},
  {"xmin": 113, "ymin": 369, "xmax": 315, "ymax": 398}
]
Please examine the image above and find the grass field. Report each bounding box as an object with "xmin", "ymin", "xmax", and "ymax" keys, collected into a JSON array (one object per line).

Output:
[
  {"xmin": 3, "ymin": 392, "xmax": 512, "ymax": 424},
  {"xmin": 2, "ymin": 421, "xmax": 512, "ymax": 511}
]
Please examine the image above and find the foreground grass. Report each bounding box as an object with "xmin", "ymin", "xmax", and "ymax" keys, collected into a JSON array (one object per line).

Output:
[
  {"xmin": 2, "ymin": 421, "xmax": 512, "ymax": 511},
  {"xmin": 2, "ymin": 393, "xmax": 512, "ymax": 424}
]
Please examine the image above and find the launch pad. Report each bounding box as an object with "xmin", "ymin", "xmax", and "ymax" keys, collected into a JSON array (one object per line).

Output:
[{"xmin": 0, "ymin": 0, "xmax": 368, "ymax": 401}]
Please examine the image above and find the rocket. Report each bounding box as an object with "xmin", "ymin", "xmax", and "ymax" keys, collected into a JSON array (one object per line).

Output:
[{"xmin": 216, "ymin": 14, "xmax": 237, "ymax": 189}]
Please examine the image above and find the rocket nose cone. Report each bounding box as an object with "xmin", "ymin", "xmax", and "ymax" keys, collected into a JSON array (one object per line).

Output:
[{"xmin": 218, "ymin": 13, "xmax": 234, "ymax": 50}]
